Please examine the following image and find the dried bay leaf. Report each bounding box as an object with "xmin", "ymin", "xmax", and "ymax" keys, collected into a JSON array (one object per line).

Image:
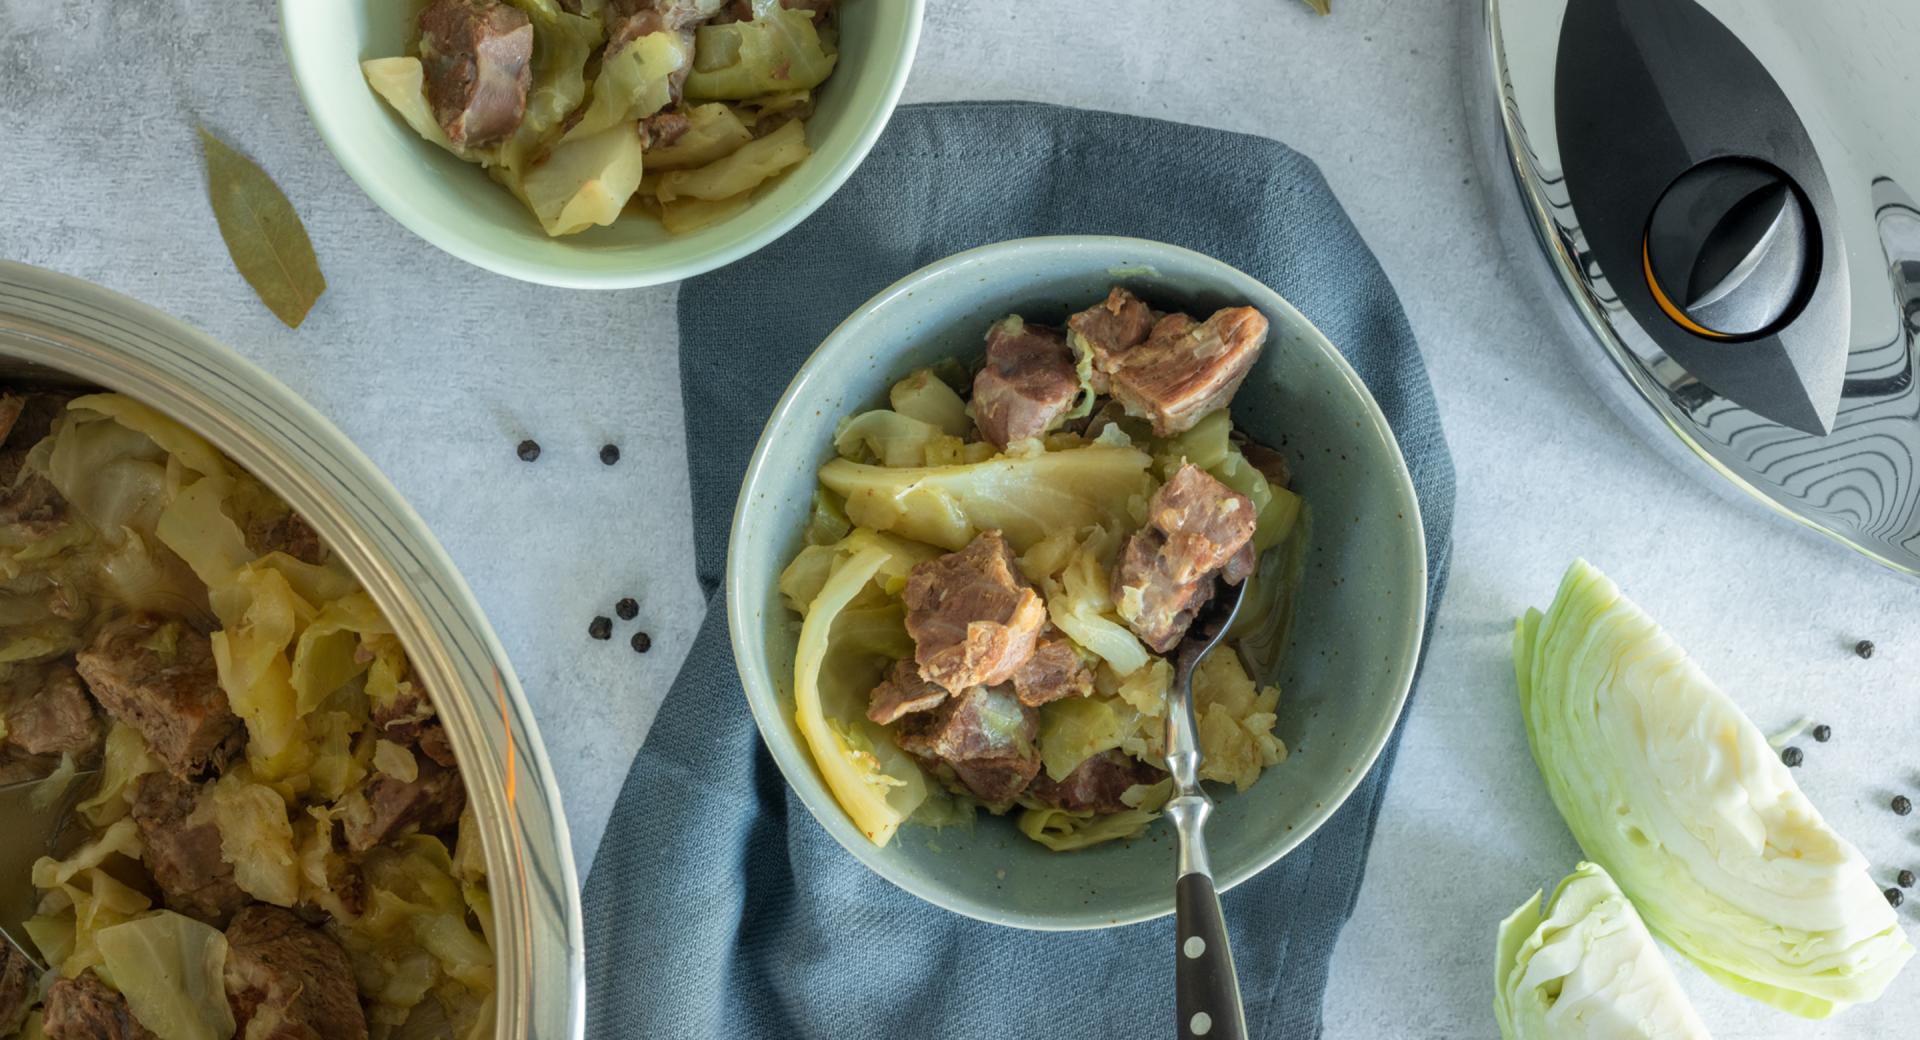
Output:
[
  {"xmin": 197, "ymin": 128, "xmax": 326, "ymax": 328},
  {"xmin": 1302, "ymin": 0, "xmax": 1331, "ymax": 13}
]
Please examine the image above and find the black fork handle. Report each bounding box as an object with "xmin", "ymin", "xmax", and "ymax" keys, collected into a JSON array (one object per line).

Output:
[{"xmin": 1176, "ymin": 872, "xmax": 1249, "ymax": 1040}]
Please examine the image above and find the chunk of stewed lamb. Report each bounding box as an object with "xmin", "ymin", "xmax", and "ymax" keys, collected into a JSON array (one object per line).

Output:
[
  {"xmin": 1028, "ymin": 750, "xmax": 1165, "ymax": 814},
  {"xmin": 5, "ymin": 662, "xmax": 101, "ymax": 758},
  {"xmin": 1066, "ymin": 286, "xmax": 1158, "ymax": 394},
  {"xmin": 0, "ymin": 940, "xmax": 30, "ymax": 1037},
  {"xmin": 224, "ymin": 905, "xmax": 369, "ymax": 1040},
  {"xmin": 640, "ymin": 110, "xmax": 693, "ymax": 150},
  {"xmin": 338, "ymin": 729, "xmax": 467, "ymax": 854},
  {"xmin": 1094, "ymin": 306, "xmax": 1268, "ymax": 436},
  {"xmin": 902, "ymin": 530, "xmax": 1047, "ymax": 693},
  {"xmin": 419, "ymin": 0, "xmax": 534, "ymax": 148},
  {"xmin": 895, "ymin": 684, "xmax": 1040, "ymax": 804},
  {"xmin": 42, "ymin": 970, "xmax": 158, "ymax": 1040},
  {"xmin": 0, "ymin": 391, "xmax": 72, "ymax": 527},
  {"xmin": 604, "ymin": 0, "xmax": 726, "ymax": 53},
  {"xmin": 77, "ymin": 616, "xmax": 242, "ymax": 778},
  {"xmin": 1146, "ymin": 463, "xmax": 1259, "ymax": 584},
  {"xmin": 244, "ymin": 508, "xmax": 327, "ymax": 566},
  {"xmin": 866, "ymin": 658, "xmax": 949, "ymax": 726},
  {"xmin": 1113, "ymin": 465, "xmax": 1257, "ymax": 652},
  {"xmin": 971, "ymin": 318, "xmax": 1081, "ymax": 450},
  {"xmin": 131, "ymin": 772, "xmax": 251, "ymax": 926},
  {"xmin": 1009, "ymin": 635, "xmax": 1093, "ymax": 708}
]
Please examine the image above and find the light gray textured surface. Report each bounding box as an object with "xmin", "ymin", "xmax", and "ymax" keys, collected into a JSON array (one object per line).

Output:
[{"xmin": 2, "ymin": 1, "xmax": 1915, "ymax": 1036}]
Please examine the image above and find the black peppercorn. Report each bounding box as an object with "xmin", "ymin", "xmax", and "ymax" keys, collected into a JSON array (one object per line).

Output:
[
  {"xmin": 1855, "ymin": 639, "xmax": 1875, "ymax": 659},
  {"xmin": 630, "ymin": 630, "xmax": 652, "ymax": 653},
  {"xmin": 1895, "ymin": 795, "xmax": 1913, "ymax": 817},
  {"xmin": 1886, "ymin": 887, "xmax": 1904, "ymax": 908},
  {"xmin": 588, "ymin": 616, "xmax": 613, "ymax": 640},
  {"xmin": 1780, "ymin": 746, "xmax": 1804, "ymax": 767},
  {"xmin": 516, "ymin": 439, "xmax": 541, "ymax": 462},
  {"xmin": 1900, "ymin": 869, "xmax": 1917, "ymax": 889},
  {"xmin": 616, "ymin": 597, "xmax": 639, "ymax": 620},
  {"xmin": 1812, "ymin": 723, "xmax": 1832, "ymax": 743},
  {"xmin": 599, "ymin": 444, "xmax": 621, "ymax": 466}
]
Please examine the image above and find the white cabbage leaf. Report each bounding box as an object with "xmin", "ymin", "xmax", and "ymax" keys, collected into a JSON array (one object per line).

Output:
[
  {"xmin": 1515, "ymin": 560, "xmax": 1912, "ymax": 1017},
  {"xmin": 684, "ymin": 10, "xmax": 837, "ymax": 100},
  {"xmin": 819, "ymin": 442, "xmax": 1154, "ymax": 553},
  {"xmin": 95, "ymin": 911, "xmax": 236, "ymax": 1040}
]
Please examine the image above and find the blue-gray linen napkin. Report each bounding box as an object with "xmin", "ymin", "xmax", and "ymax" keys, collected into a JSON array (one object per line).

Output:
[{"xmin": 583, "ymin": 101, "xmax": 1455, "ymax": 1039}]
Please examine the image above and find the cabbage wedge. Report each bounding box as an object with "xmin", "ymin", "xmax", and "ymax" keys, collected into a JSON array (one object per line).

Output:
[
  {"xmin": 1495, "ymin": 862, "xmax": 1711, "ymax": 1040},
  {"xmin": 1515, "ymin": 560, "xmax": 1912, "ymax": 1017}
]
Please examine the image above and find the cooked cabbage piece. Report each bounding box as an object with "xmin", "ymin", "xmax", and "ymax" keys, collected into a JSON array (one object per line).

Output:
[
  {"xmin": 513, "ymin": 124, "xmax": 649, "ymax": 237},
  {"xmin": 819, "ymin": 441, "xmax": 1155, "ymax": 553},
  {"xmin": 792, "ymin": 544, "xmax": 929, "ymax": 846},
  {"xmin": 655, "ymin": 116, "xmax": 809, "ymax": 203},
  {"xmin": 643, "ymin": 102, "xmax": 753, "ymax": 170},
  {"xmin": 1495, "ymin": 862, "xmax": 1710, "ymax": 1040},
  {"xmin": 562, "ymin": 31, "xmax": 690, "ymax": 143},
  {"xmin": 1515, "ymin": 560, "xmax": 1912, "ymax": 1017},
  {"xmin": 684, "ymin": 10, "xmax": 838, "ymax": 100},
  {"xmin": 95, "ymin": 911, "xmax": 236, "ymax": 1040}
]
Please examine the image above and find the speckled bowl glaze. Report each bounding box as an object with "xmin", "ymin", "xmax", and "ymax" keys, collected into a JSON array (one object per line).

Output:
[
  {"xmin": 281, "ymin": 0, "xmax": 923, "ymax": 289},
  {"xmin": 728, "ymin": 237, "xmax": 1428, "ymax": 930}
]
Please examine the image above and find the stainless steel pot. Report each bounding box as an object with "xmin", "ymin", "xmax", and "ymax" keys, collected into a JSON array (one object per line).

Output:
[
  {"xmin": 0, "ymin": 261, "xmax": 584, "ymax": 1040},
  {"xmin": 1472, "ymin": 0, "xmax": 1920, "ymax": 576}
]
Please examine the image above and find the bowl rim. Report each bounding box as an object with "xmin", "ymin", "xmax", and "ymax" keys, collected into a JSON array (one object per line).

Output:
[
  {"xmin": 725, "ymin": 234, "xmax": 1430, "ymax": 931},
  {"xmin": 0, "ymin": 260, "xmax": 585, "ymax": 1036},
  {"xmin": 278, "ymin": 0, "xmax": 927, "ymax": 290}
]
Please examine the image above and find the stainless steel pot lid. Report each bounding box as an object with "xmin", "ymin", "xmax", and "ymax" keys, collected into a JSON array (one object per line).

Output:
[{"xmin": 1477, "ymin": 0, "xmax": 1920, "ymax": 575}]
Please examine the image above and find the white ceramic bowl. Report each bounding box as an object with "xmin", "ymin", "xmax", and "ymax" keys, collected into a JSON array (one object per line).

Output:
[
  {"xmin": 0, "ymin": 262, "xmax": 583, "ymax": 1038},
  {"xmin": 728, "ymin": 237, "xmax": 1431, "ymax": 930},
  {"xmin": 281, "ymin": 0, "xmax": 924, "ymax": 288}
]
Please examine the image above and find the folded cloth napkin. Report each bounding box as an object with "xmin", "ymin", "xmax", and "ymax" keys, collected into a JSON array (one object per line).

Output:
[{"xmin": 583, "ymin": 101, "xmax": 1454, "ymax": 1039}]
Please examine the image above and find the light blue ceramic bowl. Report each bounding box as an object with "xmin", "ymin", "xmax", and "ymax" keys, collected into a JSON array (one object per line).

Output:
[
  {"xmin": 282, "ymin": 0, "xmax": 923, "ymax": 289},
  {"xmin": 728, "ymin": 237, "xmax": 1428, "ymax": 930}
]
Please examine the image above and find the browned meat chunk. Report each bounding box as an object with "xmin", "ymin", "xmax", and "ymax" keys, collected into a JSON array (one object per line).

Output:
[
  {"xmin": 1067, "ymin": 287, "xmax": 1157, "ymax": 394},
  {"xmin": 131, "ymin": 772, "xmax": 250, "ymax": 925},
  {"xmin": 5, "ymin": 663, "xmax": 101, "ymax": 758},
  {"xmin": 0, "ymin": 940, "xmax": 30, "ymax": 1037},
  {"xmin": 419, "ymin": 0, "xmax": 534, "ymax": 148},
  {"xmin": 1235, "ymin": 436, "xmax": 1291, "ymax": 488},
  {"xmin": 1147, "ymin": 463, "xmax": 1259, "ymax": 585},
  {"xmin": 895, "ymin": 684, "xmax": 1039, "ymax": 804},
  {"xmin": 605, "ymin": 0, "xmax": 726, "ymax": 53},
  {"xmin": 641, "ymin": 110, "xmax": 693, "ymax": 150},
  {"xmin": 902, "ymin": 530, "xmax": 1047, "ymax": 693},
  {"xmin": 77, "ymin": 615, "xmax": 242, "ymax": 778},
  {"xmin": 224, "ymin": 905, "xmax": 369, "ymax": 1040},
  {"xmin": 1009, "ymin": 636, "xmax": 1093, "ymax": 707},
  {"xmin": 1029, "ymin": 750, "xmax": 1164, "ymax": 814},
  {"xmin": 0, "ymin": 391, "xmax": 72, "ymax": 528},
  {"xmin": 245, "ymin": 508, "xmax": 327, "ymax": 566},
  {"xmin": 866, "ymin": 658, "xmax": 949, "ymax": 725},
  {"xmin": 339, "ymin": 737, "xmax": 466, "ymax": 854},
  {"xmin": 971, "ymin": 318, "xmax": 1081, "ymax": 449},
  {"xmin": 1113, "ymin": 465, "xmax": 1257, "ymax": 652},
  {"xmin": 1093, "ymin": 306, "xmax": 1268, "ymax": 436},
  {"xmin": 42, "ymin": 970, "xmax": 157, "ymax": 1040}
]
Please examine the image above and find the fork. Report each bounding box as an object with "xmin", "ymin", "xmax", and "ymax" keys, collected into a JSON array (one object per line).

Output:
[{"xmin": 1166, "ymin": 578, "xmax": 1251, "ymax": 1040}]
